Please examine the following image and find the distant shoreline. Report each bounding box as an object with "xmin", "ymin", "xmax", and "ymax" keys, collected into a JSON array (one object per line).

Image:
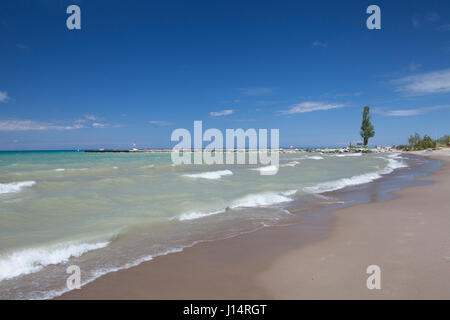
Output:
[
  {"xmin": 0, "ymin": 146, "xmax": 395, "ymax": 153},
  {"xmin": 83, "ymin": 146, "xmax": 391, "ymax": 154}
]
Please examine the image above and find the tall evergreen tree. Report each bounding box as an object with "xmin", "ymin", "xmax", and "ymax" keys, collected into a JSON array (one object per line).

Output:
[{"xmin": 360, "ymin": 106, "xmax": 375, "ymax": 146}]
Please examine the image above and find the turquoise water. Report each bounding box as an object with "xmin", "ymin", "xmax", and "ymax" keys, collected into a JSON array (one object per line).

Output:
[{"xmin": 0, "ymin": 150, "xmax": 407, "ymax": 299}]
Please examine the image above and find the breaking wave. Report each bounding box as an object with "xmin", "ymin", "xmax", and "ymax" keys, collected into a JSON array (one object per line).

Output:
[
  {"xmin": 303, "ymin": 154, "xmax": 408, "ymax": 194},
  {"xmin": 0, "ymin": 241, "xmax": 110, "ymax": 282},
  {"xmin": 177, "ymin": 190, "xmax": 297, "ymax": 221},
  {"xmin": 0, "ymin": 181, "xmax": 36, "ymax": 195},
  {"xmin": 182, "ymin": 170, "xmax": 233, "ymax": 180}
]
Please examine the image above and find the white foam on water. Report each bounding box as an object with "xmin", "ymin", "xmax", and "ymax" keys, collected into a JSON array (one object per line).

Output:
[
  {"xmin": 54, "ymin": 168, "xmax": 88, "ymax": 172},
  {"xmin": 178, "ymin": 209, "xmax": 226, "ymax": 221},
  {"xmin": 230, "ymin": 190, "xmax": 297, "ymax": 208},
  {"xmin": 0, "ymin": 241, "xmax": 110, "ymax": 282},
  {"xmin": 303, "ymin": 172, "xmax": 382, "ymax": 193},
  {"xmin": 182, "ymin": 170, "xmax": 233, "ymax": 180},
  {"xmin": 281, "ymin": 161, "xmax": 300, "ymax": 167},
  {"xmin": 251, "ymin": 165, "xmax": 279, "ymax": 174},
  {"xmin": 33, "ymin": 245, "xmax": 189, "ymax": 300},
  {"xmin": 379, "ymin": 155, "xmax": 408, "ymax": 174},
  {"xmin": 25, "ymin": 185, "xmax": 297, "ymax": 299},
  {"xmin": 176, "ymin": 190, "xmax": 297, "ymax": 221},
  {"xmin": 305, "ymin": 156, "xmax": 324, "ymax": 160},
  {"xmin": 0, "ymin": 181, "xmax": 36, "ymax": 195},
  {"xmin": 303, "ymin": 154, "xmax": 408, "ymax": 194},
  {"xmin": 334, "ymin": 153, "xmax": 362, "ymax": 157}
]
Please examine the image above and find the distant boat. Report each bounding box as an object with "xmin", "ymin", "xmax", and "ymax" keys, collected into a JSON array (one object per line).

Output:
[{"xmin": 131, "ymin": 142, "xmax": 138, "ymax": 151}]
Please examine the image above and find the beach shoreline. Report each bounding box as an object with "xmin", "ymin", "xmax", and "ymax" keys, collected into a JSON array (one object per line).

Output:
[{"xmin": 57, "ymin": 149, "xmax": 450, "ymax": 300}]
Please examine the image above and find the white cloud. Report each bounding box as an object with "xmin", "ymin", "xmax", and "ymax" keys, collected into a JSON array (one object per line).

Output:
[
  {"xmin": 393, "ymin": 69, "xmax": 450, "ymax": 95},
  {"xmin": 312, "ymin": 40, "xmax": 328, "ymax": 48},
  {"xmin": 438, "ymin": 24, "xmax": 450, "ymax": 31},
  {"xmin": 0, "ymin": 91, "xmax": 10, "ymax": 103},
  {"xmin": 279, "ymin": 102, "xmax": 346, "ymax": 115},
  {"xmin": 374, "ymin": 105, "xmax": 450, "ymax": 116},
  {"xmin": 92, "ymin": 122, "xmax": 106, "ymax": 128},
  {"xmin": 0, "ymin": 114, "xmax": 124, "ymax": 131},
  {"xmin": 79, "ymin": 115, "xmax": 123, "ymax": 128},
  {"xmin": 0, "ymin": 120, "xmax": 84, "ymax": 131},
  {"xmin": 149, "ymin": 120, "xmax": 174, "ymax": 126},
  {"xmin": 241, "ymin": 88, "xmax": 273, "ymax": 96},
  {"xmin": 377, "ymin": 109, "xmax": 422, "ymax": 116},
  {"xmin": 210, "ymin": 109, "xmax": 234, "ymax": 117},
  {"xmin": 85, "ymin": 114, "xmax": 98, "ymax": 121}
]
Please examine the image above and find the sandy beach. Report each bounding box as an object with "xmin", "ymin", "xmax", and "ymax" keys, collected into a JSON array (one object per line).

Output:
[{"xmin": 58, "ymin": 149, "xmax": 450, "ymax": 300}]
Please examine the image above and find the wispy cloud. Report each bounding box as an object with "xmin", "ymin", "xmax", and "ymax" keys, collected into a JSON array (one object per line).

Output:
[
  {"xmin": 412, "ymin": 12, "xmax": 440, "ymax": 28},
  {"xmin": 76, "ymin": 115, "xmax": 124, "ymax": 128},
  {"xmin": 374, "ymin": 105, "xmax": 450, "ymax": 116},
  {"xmin": 324, "ymin": 91, "xmax": 363, "ymax": 99},
  {"xmin": 312, "ymin": 40, "xmax": 328, "ymax": 48},
  {"xmin": 0, "ymin": 114, "xmax": 125, "ymax": 131},
  {"xmin": 74, "ymin": 114, "xmax": 99, "ymax": 124},
  {"xmin": 393, "ymin": 69, "xmax": 450, "ymax": 95},
  {"xmin": 85, "ymin": 114, "xmax": 98, "ymax": 121},
  {"xmin": 278, "ymin": 102, "xmax": 346, "ymax": 115},
  {"xmin": 424, "ymin": 12, "xmax": 440, "ymax": 22},
  {"xmin": 438, "ymin": 24, "xmax": 450, "ymax": 31},
  {"xmin": 0, "ymin": 91, "xmax": 10, "ymax": 103},
  {"xmin": 210, "ymin": 109, "xmax": 234, "ymax": 117},
  {"xmin": 16, "ymin": 43, "xmax": 29, "ymax": 49},
  {"xmin": 149, "ymin": 120, "xmax": 174, "ymax": 126},
  {"xmin": 92, "ymin": 122, "xmax": 107, "ymax": 128},
  {"xmin": 0, "ymin": 120, "xmax": 84, "ymax": 131},
  {"xmin": 240, "ymin": 88, "xmax": 273, "ymax": 96},
  {"xmin": 255, "ymin": 100, "xmax": 283, "ymax": 106}
]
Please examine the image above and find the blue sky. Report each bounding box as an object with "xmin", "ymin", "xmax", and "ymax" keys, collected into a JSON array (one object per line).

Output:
[{"xmin": 1, "ymin": 0, "xmax": 450, "ymax": 150}]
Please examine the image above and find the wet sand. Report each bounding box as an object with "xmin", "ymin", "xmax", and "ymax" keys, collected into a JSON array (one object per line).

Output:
[{"xmin": 58, "ymin": 150, "xmax": 450, "ymax": 299}]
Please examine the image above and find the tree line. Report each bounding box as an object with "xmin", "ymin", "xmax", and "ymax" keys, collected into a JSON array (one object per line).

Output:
[{"xmin": 395, "ymin": 133, "xmax": 450, "ymax": 151}]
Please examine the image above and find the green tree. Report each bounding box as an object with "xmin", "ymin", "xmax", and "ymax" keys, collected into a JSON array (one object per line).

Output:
[
  {"xmin": 360, "ymin": 106, "xmax": 375, "ymax": 146},
  {"xmin": 437, "ymin": 134, "xmax": 449, "ymax": 146},
  {"xmin": 408, "ymin": 135, "xmax": 414, "ymax": 147},
  {"xmin": 419, "ymin": 135, "xmax": 436, "ymax": 149},
  {"xmin": 408, "ymin": 132, "xmax": 421, "ymax": 148}
]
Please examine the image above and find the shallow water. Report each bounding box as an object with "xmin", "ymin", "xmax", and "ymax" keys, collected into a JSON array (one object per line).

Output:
[{"xmin": 0, "ymin": 150, "xmax": 413, "ymax": 299}]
